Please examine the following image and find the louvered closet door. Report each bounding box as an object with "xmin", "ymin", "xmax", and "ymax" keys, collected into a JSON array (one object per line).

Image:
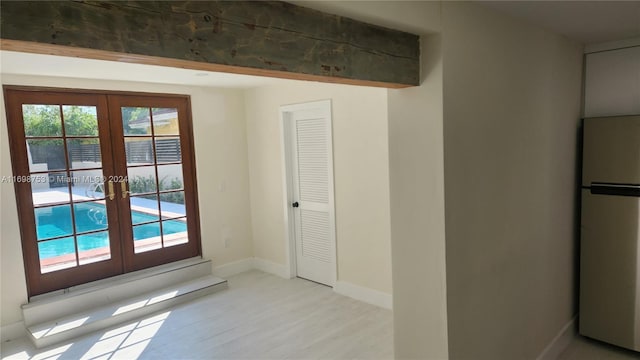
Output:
[{"xmin": 290, "ymin": 105, "xmax": 335, "ymax": 286}]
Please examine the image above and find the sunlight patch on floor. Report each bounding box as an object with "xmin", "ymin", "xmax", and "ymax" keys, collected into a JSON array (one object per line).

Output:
[
  {"xmin": 79, "ymin": 311, "xmax": 169, "ymax": 360},
  {"xmin": 112, "ymin": 291, "xmax": 179, "ymax": 316},
  {"xmin": 3, "ymin": 343, "xmax": 72, "ymax": 360},
  {"xmin": 3, "ymin": 311, "xmax": 170, "ymax": 360},
  {"xmin": 32, "ymin": 317, "xmax": 90, "ymax": 339}
]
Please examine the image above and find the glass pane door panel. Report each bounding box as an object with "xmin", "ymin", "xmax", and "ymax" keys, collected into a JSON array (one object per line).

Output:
[
  {"xmin": 157, "ymin": 164, "xmax": 183, "ymax": 190},
  {"xmin": 162, "ymin": 219, "xmax": 188, "ymax": 248},
  {"xmin": 62, "ymin": 106, "xmax": 98, "ymax": 136},
  {"xmin": 21, "ymin": 101, "xmax": 116, "ymax": 275},
  {"xmin": 128, "ymin": 166, "xmax": 157, "ymax": 194},
  {"xmin": 32, "ymin": 172, "xmax": 69, "ymax": 206},
  {"xmin": 130, "ymin": 195, "xmax": 160, "ymax": 224},
  {"xmin": 73, "ymin": 202, "xmax": 109, "ymax": 233},
  {"xmin": 22, "ymin": 104, "xmax": 62, "ymax": 137},
  {"xmin": 38, "ymin": 236, "xmax": 77, "ymax": 273},
  {"xmin": 67, "ymin": 138, "xmax": 101, "ymax": 170},
  {"xmin": 47, "ymin": 172, "xmax": 69, "ymax": 189},
  {"xmin": 119, "ymin": 103, "xmax": 193, "ymax": 256},
  {"xmin": 125, "ymin": 138, "xmax": 154, "ymax": 165},
  {"xmin": 77, "ymin": 231, "xmax": 111, "ymax": 265},
  {"xmin": 71, "ymin": 170, "xmax": 105, "ymax": 201},
  {"xmin": 29, "ymin": 173, "xmax": 50, "ymax": 186},
  {"xmin": 35, "ymin": 205, "xmax": 73, "ymax": 240},
  {"xmin": 27, "ymin": 139, "xmax": 65, "ymax": 173},
  {"xmin": 122, "ymin": 107, "xmax": 151, "ymax": 136},
  {"xmin": 159, "ymin": 191, "xmax": 186, "ymax": 218},
  {"xmin": 151, "ymin": 108, "xmax": 179, "ymax": 135},
  {"xmin": 133, "ymin": 222, "xmax": 162, "ymax": 253},
  {"xmin": 155, "ymin": 138, "xmax": 182, "ymax": 163}
]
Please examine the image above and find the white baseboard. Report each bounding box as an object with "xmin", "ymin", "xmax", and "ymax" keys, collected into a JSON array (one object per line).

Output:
[
  {"xmin": 212, "ymin": 258, "xmax": 255, "ymax": 278},
  {"xmin": 536, "ymin": 316, "xmax": 577, "ymax": 360},
  {"xmin": 333, "ymin": 281, "xmax": 393, "ymax": 310},
  {"xmin": 249, "ymin": 258, "xmax": 393, "ymax": 309},
  {"xmin": 252, "ymin": 258, "xmax": 289, "ymax": 279},
  {"xmin": 1, "ymin": 321, "xmax": 26, "ymax": 342},
  {"xmin": 212, "ymin": 257, "xmax": 288, "ymax": 279}
]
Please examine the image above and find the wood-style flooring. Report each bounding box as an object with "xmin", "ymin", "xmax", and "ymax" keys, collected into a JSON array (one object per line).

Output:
[
  {"xmin": 558, "ymin": 335, "xmax": 640, "ymax": 360},
  {"xmin": 0, "ymin": 270, "xmax": 394, "ymax": 360}
]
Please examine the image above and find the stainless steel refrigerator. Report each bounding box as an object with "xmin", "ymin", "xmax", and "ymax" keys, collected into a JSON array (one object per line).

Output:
[{"xmin": 580, "ymin": 115, "xmax": 640, "ymax": 351}]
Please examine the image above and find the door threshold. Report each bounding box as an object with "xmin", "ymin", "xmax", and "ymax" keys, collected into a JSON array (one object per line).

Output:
[
  {"xmin": 22, "ymin": 257, "xmax": 211, "ymax": 327},
  {"xmin": 27, "ymin": 274, "xmax": 227, "ymax": 348},
  {"xmin": 29, "ymin": 257, "xmax": 209, "ymax": 303}
]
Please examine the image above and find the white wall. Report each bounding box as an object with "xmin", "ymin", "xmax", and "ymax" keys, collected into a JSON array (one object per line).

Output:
[
  {"xmin": 388, "ymin": 34, "xmax": 449, "ymax": 359},
  {"xmin": 441, "ymin": 2, "xmax": 584, "ymax": 359},
  {"xmin": 244, "ymin": 81, "xmax": 393, "ymax": 295},
  {"xmin": 0, "ymin": 87, "xmax": 29, "ymax": 330},
  {"xmin": 0, "ymin": 74, "xmax": 254, "ymax": 328},
  {"xmin": 584, "ymin": 45, "xmax": 640, "ymax": 117}
]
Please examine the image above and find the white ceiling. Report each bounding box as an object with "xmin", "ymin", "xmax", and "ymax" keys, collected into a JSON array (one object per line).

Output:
[
  {"xmin": 296, "ymin": 1, "xmax": 640, "ymax": 45},
  {"xmin": 0, "ymin": 51, "xmax": 296, "ymax": 89},
  {"xmin": 482, "ymin": 1, "xmax": 640, "ymax": 45}
]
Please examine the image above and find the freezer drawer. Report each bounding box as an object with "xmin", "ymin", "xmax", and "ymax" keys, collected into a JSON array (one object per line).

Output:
[
  {"xmin": 580, "ymin": 190, "xmax": 640, "ymax": 351},
  {"xmin": 582, "ymin": 116, "xmax": 640, "ymax": 186}
]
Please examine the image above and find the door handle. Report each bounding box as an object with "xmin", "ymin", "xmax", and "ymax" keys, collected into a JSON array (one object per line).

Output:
[
  {"xmin": 292, "ymin": 201, "xmax": 299, "ymax": 208},
  {"xmin": 107, "ymin": 181, "xmax": 115, "ymax": 201},
  {"xmin": 121, "ymin": 180, "xmax": 130, "ymax": 199}
]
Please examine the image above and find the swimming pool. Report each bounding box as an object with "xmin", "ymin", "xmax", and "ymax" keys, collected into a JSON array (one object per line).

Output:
[{"xmin": 35, "ymin": 202, "xmax": 187, "ymax": 259}]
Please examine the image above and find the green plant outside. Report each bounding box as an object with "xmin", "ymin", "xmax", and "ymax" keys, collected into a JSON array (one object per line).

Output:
[{"xmin": 128, "ymin": 175, "xmax": 184, "ymax": 204}]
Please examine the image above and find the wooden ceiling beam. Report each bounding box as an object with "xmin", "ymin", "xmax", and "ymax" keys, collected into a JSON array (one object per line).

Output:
[{"xmin": 0, "ymin": 1, "xmax": 420, "ymax": 88}]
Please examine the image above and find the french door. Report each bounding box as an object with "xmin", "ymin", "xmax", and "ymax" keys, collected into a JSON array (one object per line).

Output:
[{"xmin": 4, "ymin": 87, "xmax": 201, "ymax": 296}]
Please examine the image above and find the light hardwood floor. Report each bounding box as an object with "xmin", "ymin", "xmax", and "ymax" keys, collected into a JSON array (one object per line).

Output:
[
  {"xmin": 0, "ymin": 271, "xmax": 394, "ymax": 360},
  {"xmin": 558, "ymin": 335, "xmax": 640, "ymax": 360}
]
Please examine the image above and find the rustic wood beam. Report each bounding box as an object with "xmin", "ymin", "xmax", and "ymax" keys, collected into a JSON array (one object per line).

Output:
[{"xmin": 0, "ymin": 1, "xmax": 420, "ymax": 88}]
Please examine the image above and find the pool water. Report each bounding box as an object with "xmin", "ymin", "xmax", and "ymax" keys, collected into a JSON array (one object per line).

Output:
[{"xmin": 36, "ymin": 202, "xmax": 187, "ymax": 259}]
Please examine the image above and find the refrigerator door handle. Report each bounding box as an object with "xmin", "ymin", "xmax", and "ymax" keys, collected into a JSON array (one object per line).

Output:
[{"xmin": 590, "ymin": 183, "xmax": 640, "ymax": 197}]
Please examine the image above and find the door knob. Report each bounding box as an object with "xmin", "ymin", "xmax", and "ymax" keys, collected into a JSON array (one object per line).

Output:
[{"xmin": 292, "ymin": 202, "xmax": 299, "ymax": 208}]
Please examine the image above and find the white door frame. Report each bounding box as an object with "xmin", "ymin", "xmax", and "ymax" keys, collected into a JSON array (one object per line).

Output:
[{"xmin": 279, "ymin": 99, "xmax": 337, "ymax": 286}]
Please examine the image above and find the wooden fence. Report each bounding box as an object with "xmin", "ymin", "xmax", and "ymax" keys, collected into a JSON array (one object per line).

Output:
[{"xmin": 30, "ymin": 139, "xmax": 181, "ymax": 165}]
